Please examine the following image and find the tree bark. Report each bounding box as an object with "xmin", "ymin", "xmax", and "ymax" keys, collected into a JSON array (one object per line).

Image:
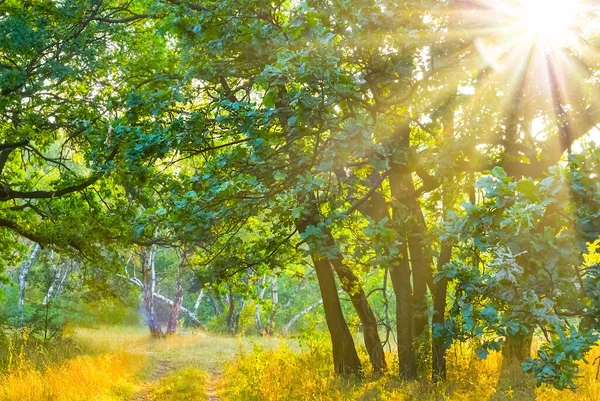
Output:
[
  {"xmin": 388, "ymin": 122, "xmax": 434, "ymax": 373},
  {"xmin": 432, "ymin": 243, "xmax": 452, "ymax": 382},
  {"xmin": 225, "ymin": 285, "xmax": 245, "ymax": 334},
  {"xmin": 225, "ymin": 285, "xmax": 236, "ymax": 333},
  {"xmin": 118, "ymin": 274, "xmax": 203, "ymax": 328},
  {"xmin": 18, "ymin": 243, "xmax": 40, "ymax": 325},
  {"xmin": 295, "ymin": 214, "xmax": 362, "ymax": 377},
  {"xmin": 255, "ymin": 275, "xmax": 267, "ymax": 335},
  {"xmin": 329, "ymin": 255, "xmax": 388, "ymax": 374},
  {"xmin": 502, "ymin": 332, "xmax": 533, "ymax": 369},
  {"xmin": 209, "ymin": 292, "xmax": 223, "ymax": 315},
  {"xmin": 312, "ymin": 253, "xmax": 363, "ymax": 376},
  {"xmin": 401, "ymin": 172, "xmax": 433, "ymax": 339},
  {"xmin": 265, "ymin": 276, "xmax": 278, "ymax": 336},
  {"xmin": 389, "ymin": 242, "xmax": 418, "ymax": 380},
  {"xmin": 232, "ymin": 296, "xmax": 245, "ymax": 334},
  {"xmin": 43, "ymin": 251, "xmax": 61, "ymax": 307},
  {"xmin": 166, "ymin": 262, "xmax": 184, "ymax": 335},
  {"xmin": 283, "ymin": 289, "xmax": 343, "ymax": 335},
  {"xmin": 142, "ymin": 246, "xmax": 163, "ymax": 338},
  {"xmin": 491, "ymin": 332, "xmax": 535, "ymax": 401},
  {"xmin": 193, "ymin": 289, "xmax": 204, "ymax": 315}
]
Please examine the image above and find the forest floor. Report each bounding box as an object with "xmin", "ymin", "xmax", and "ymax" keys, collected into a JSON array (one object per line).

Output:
[
  {"xmin": 72, "ymin": 326, "xmax": 291, "ymax": 401},
  {"xmin": 2, "ymin": 327, "xmax": 599, "ymax": 401}
]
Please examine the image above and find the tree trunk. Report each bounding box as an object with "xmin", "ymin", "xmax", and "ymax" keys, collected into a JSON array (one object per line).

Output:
[
  {"xmin": 209, "ymin": 292, "xmax": 223, "ymax": 315},
  {"xmin": 142, "ymin": 246, "xmax": 163, "ymax": 338},
  {"xmin": 432, "ymin": 243, "xmax": 452, "ymax": 382},
  {"xmin": 255, "ymin": 275, "xmax": 267, "ymax": 335},
  {"xmin": 401, "ymin": 172, "xmax": 434, "ymax": 339},
  {"xmin": 502, "ymin": 332, "xmax": 533, "ymax": 368},
  {"xmin": 18, "ymin": 243, "xmax": 40, "ymax": 325},
  {"xmin": 306, "ymin": 217, "xmax": 387, "ymax": 374},
  {"xmin": 43, "ymin": 251, "xmax": 61, "ymax": 307},
  {"xmin": 389, "ymin": 242, "xmax": 418, "ymax": 380},
  {"xmin": 329, "ymin": 255, "xmax": 388, "ymax": 374},
  {"xmin": 312, "ymin": 253, "xmax": 363, "ymax": 376},
  {"xmin": 225, "ymin": 286, "xmax": 235, "ymax": 332},
  {"xmin": 492, "ymin": 332, "xmax": 535, "ymax": 401},
  {"xmin": 232, "ymin": 296, "xmax": 245, "ymax": 334},
  {"xmin": 166, "ymin": 262, "xmax": 184, "ymax": 335},
  {"xmin": 295, "ymin": 215, "xmax": 362, "ymax": 377},
  {"xmin": 52, "ymin": 264, "xmax": 72, "ymax": 301},
  {"xmin": 265, "ymin": 276, "xmax": 278, "ymax": 336},
  {"xmin": 282, "ymin": 289, "xmax": 343, "ymax": 335},
  {"xmin": 193, "ymin": 289, "xmax": 204, "ymax": 315}
]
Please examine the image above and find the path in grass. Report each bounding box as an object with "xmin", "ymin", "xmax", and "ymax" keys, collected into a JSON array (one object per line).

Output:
[
  {"xmin": 205, "ymin": 375, "xmax": 221, "ymax": 401},
  {"xmin": 73, "ymin": 327, "xmax": 290, "ymax": 401}
]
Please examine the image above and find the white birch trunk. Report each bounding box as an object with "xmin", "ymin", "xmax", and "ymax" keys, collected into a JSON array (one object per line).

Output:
[
  {"xmin": 254, "ymin": 275, "xmax": 267, "ymax": 335},
  {"xmin": 283, "ymin": 289, "xmax": 343, "ymax": 335},
  {"xmin": 118, "ymin": 274, "xmax": 204, "ymax": 328},
  {"xmin": 18, "ymin": 243, "xmax": 40, "ymax": 323},
  {"xmin": 266, "ymin": 276, "xmax": 279, "ymax": 335},
  {"xmin": 193, "ymin": 289, "xmax": 204, "ymax": 315}
]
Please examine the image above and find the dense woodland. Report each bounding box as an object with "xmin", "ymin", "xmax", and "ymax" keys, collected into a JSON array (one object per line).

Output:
[{"xmin": 1, "ymin": 0, "xmax": 600, "ymax": 399}]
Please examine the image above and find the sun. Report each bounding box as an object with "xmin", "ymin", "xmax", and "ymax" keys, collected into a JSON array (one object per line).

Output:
[{"xmin": 517, "ymin": 0, "xmax": 580, "ymax": 46}]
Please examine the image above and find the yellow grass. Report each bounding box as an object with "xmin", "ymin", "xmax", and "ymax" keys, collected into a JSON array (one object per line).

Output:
[
  {"xmin": 0, "ymin": 352, "xmax": 145, "ymax": 401},
  {"xmin": 220, "ymin": 341, "xmax": 600, "ymax": 401},
  {"xmin": 0, "ymin": 326, "xmax": 597, "ymax": 401},
  {"xmin": 148, "ymin": 367, "xmax": 208, "ymax": 401}
]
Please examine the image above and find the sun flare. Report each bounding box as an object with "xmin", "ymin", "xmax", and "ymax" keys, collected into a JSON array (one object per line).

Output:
[{"xmin": 518, "ymin": 0, "xmax": 579, "ymax": 45}]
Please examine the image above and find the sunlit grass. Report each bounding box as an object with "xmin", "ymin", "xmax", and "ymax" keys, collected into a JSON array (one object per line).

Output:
[
  {"xmin": 147, "ymin": 367, "xmax": 208, "ymax": 401},
  {"xmin": 0, "ymin": 326, "xmax": 597, "ymax": 401},
  {"xmin": 220, "ymin": 341, "xmax": 600, "ymax": 401},
  {"xmin": 0, "ymin": 352, "xmax": 144, "ymax": 401}
]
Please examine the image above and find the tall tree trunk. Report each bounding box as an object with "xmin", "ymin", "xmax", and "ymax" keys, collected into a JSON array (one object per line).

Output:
[
  {"xmin": 53, "ymin": 263, "xmax": 72, "ymax": 301},
  {"xmin": 282, "ymin": 289, "xmax": 343, "ymax": 335},
  {"xmin": 209, "ymin": 292, "xmax": 222, "ymax": 316},
  {"xmin": 118, "ymin": 274, "xmax": 204, "ymax": 328},
  {"xmin": 18, "ymin": 243, "xmax": 40, "ymax": 325},
  {"xmin": 295, "ymin": 216, "xmax": 362, "ymax": 377},
  {"xmin": 329, "ymin": 255, "xmax": 388, "ymax": 374},
  {"xmin": 255, "ymin": 275, "xmax": 267, "ymax": 335},
  {"xmin": 491, "ymin": 332, "xmax": 535, "ymax": 401},
  {"xmin": 265, "ymin": 276, "xmax": 278, "ymax": 336},
  {"xmin": 43, "ymin": 251, "xmax": 61, "ymax": 307},
  {"xmin": 312, "ymin": 253, "xmax": 363, "ymax": 376},
  {"xmin": 142, "ymin": 246, "xmax": 163, "ymax": 338},
  {"xmin": 389, "ymin": 242, "xmax": 418, "ymax": 380},
  {"xmin": 193, "ymin": 289, "xmax": 204, "ymax": 315},
  {"xmin": 388, "ymin": 122, "xmax": 434, "ymax": 372},
  {"xmin": 166, "ymin": 262, "xmax": 184, "ymax": 335},
  {"xmin": 232, "ymin": 296, "xmax": 245, "ymax": 334},
  {"xmin": 225, "ymin": 285, "xmax": 239, "ymax": 334},
  {"xmin": 432, "ymin": 243, "xmax": 452, "ymax": 382},
  {"xmin": 307, "ymin": 217, "xmax": 387, "ymax": 373},
  {"xmin": 401, "ymin": 172, "xmax": 434, "ymax": 339}
]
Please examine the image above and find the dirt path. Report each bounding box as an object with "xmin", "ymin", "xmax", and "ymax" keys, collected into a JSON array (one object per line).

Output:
[
  {"xmin": 127, "ymin": 359, "xmax": 179, "ymax": 401},
  {"xmin": 73, "ymin": 328, "xmax": 290, "ymax": 401},
  {"xmin": 205, "ymin": 375, "xmax": 220, "ymax": 401}
]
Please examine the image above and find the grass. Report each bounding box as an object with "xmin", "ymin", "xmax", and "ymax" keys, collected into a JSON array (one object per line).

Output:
[
  {"xmin": 147, "ymin": 367, "xmax": 208, "ymax": 401},
  {"xmin": 220, "ymin": 340, "xmax": 600, "ymax": 401},
  {"xmin": 0, "ymin": 352, "xmax": 144, "ymax": 401},
  {"xmin": 0, "ymin": 326, "xmax": 598, "ymax": 401}
]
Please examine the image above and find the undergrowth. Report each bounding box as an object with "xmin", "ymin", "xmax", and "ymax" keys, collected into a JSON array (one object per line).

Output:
[
  {"xmin": 148, "ymin": 366, "xmax": 208, "ymax": 401},
  {"xmin": 220, "ymin": 340, "xmax": 600, "ymax": 401},
  {"xmin": 0, "ymin": 352, "xmax": 144, "ymax": 401}
]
